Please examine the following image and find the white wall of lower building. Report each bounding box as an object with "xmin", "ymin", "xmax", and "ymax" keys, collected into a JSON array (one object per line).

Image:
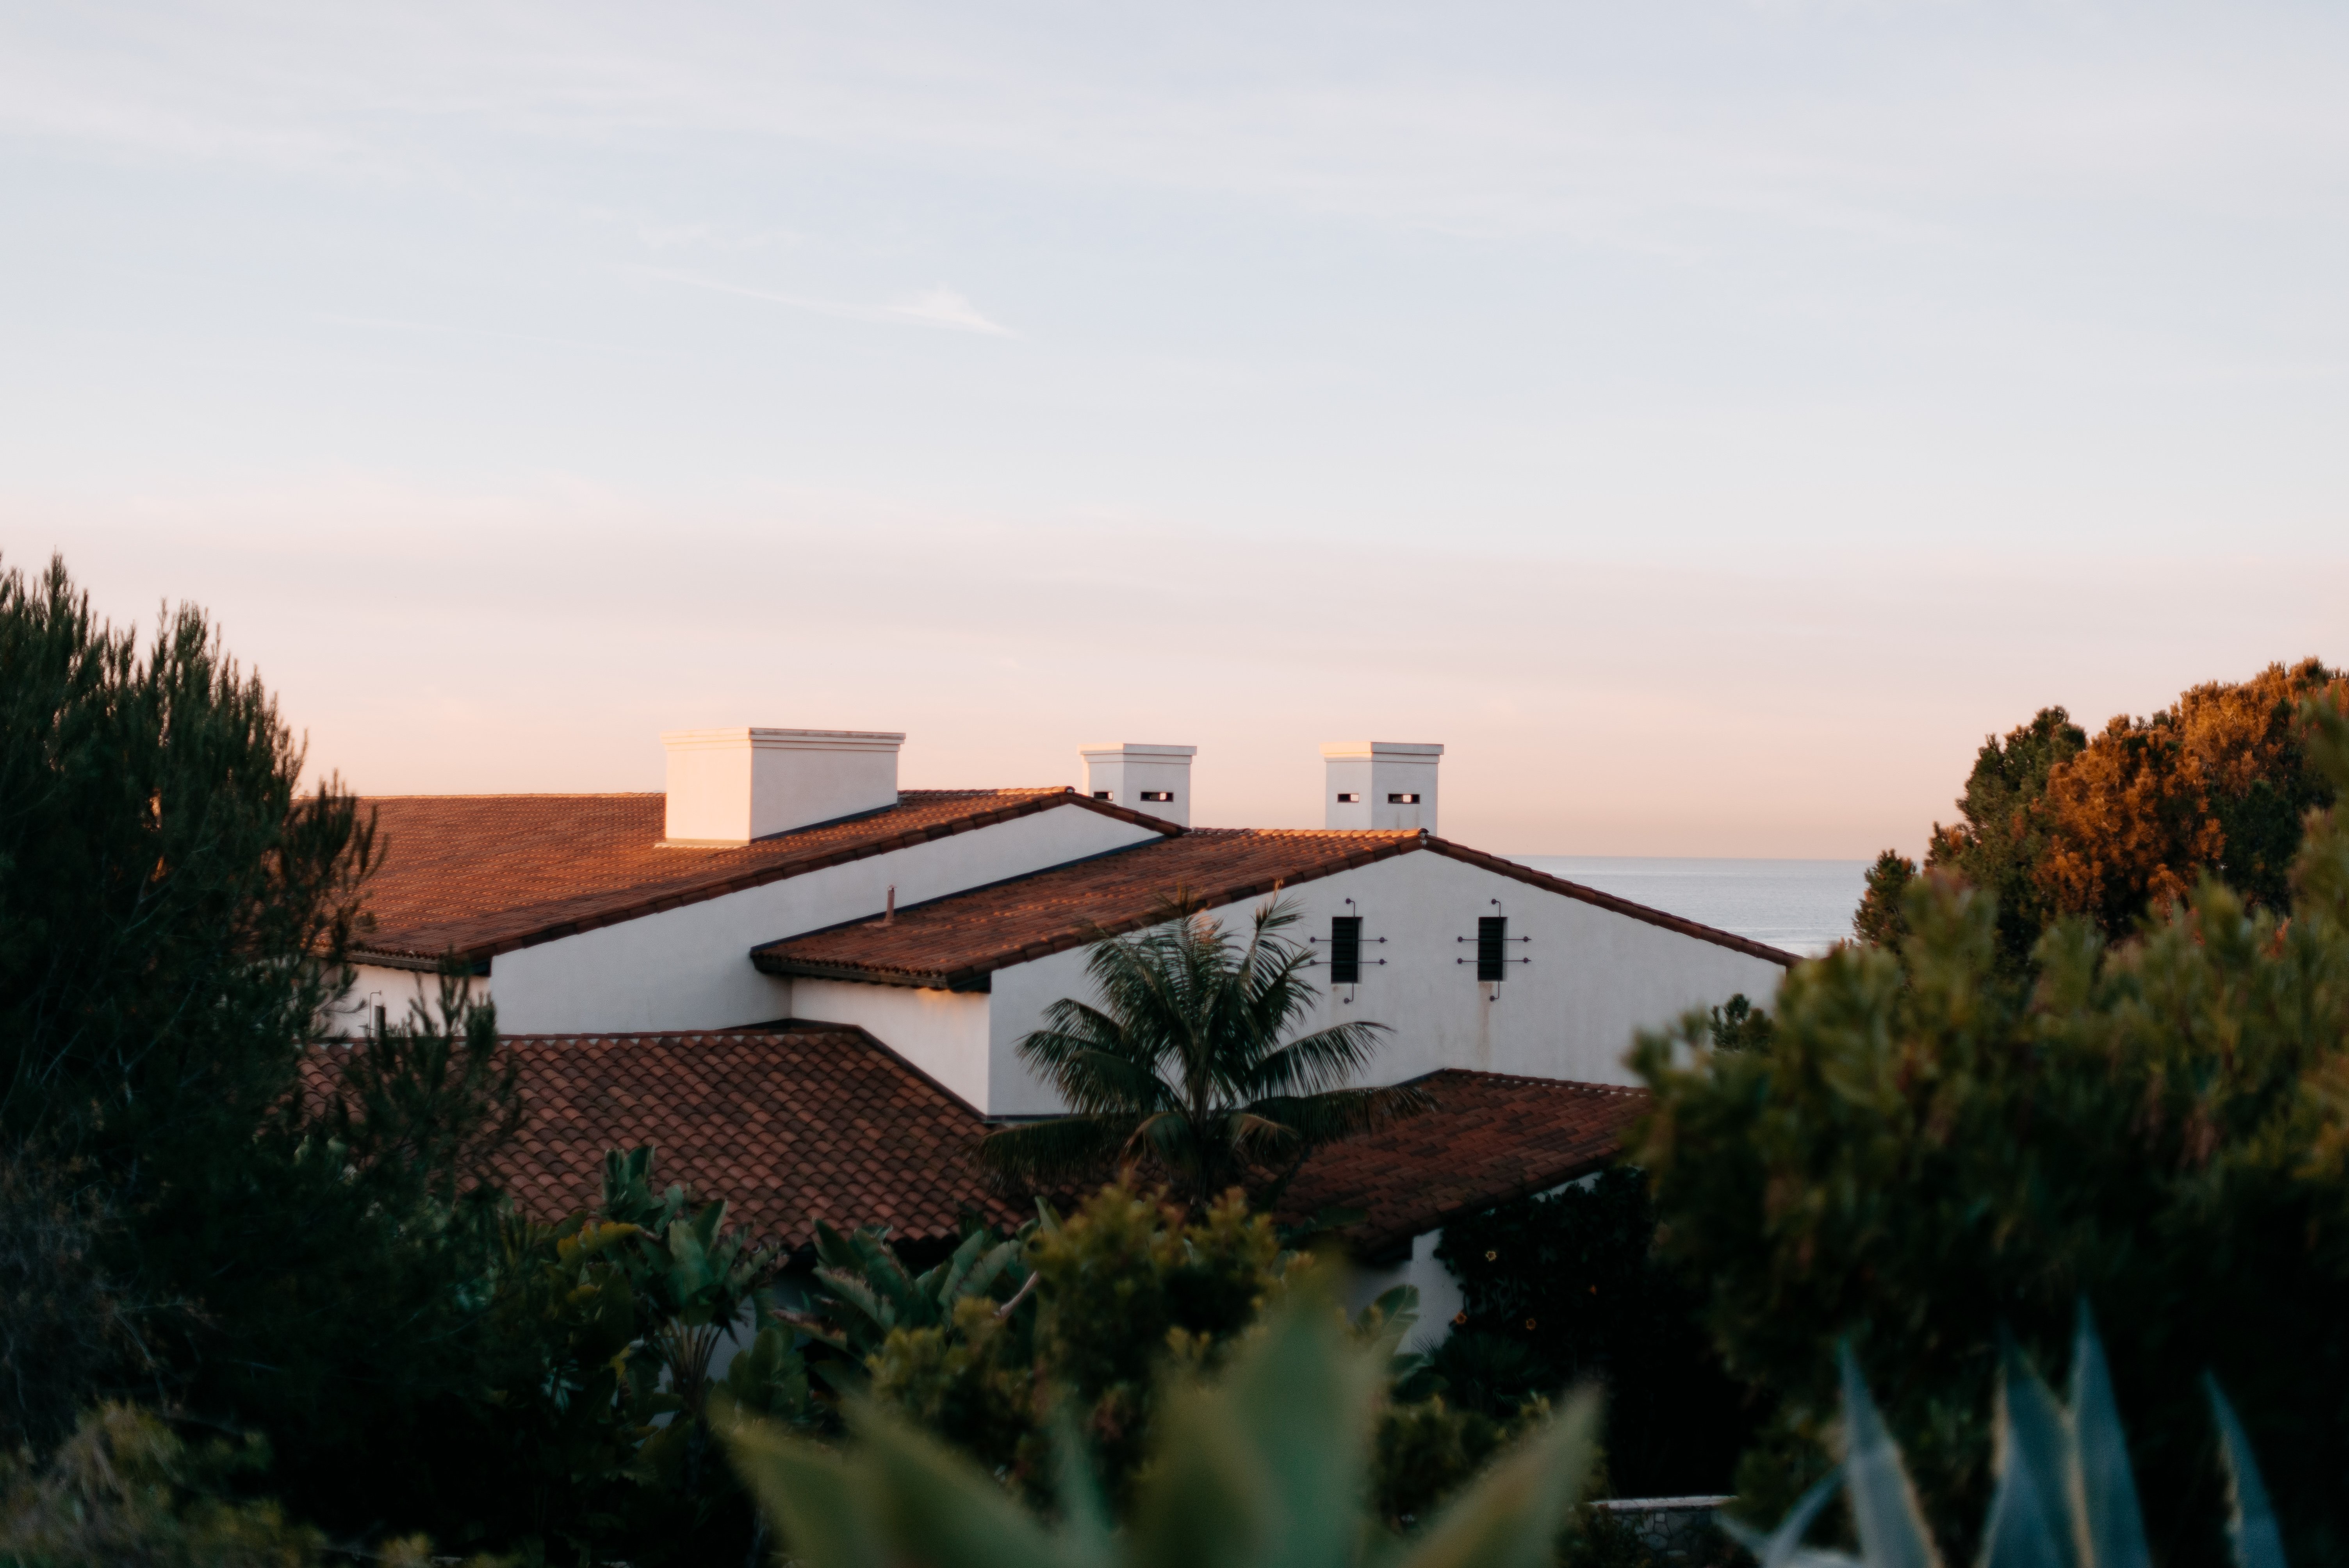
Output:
[
  {"xmin": 788, "ymin": 979, "xmax": 995, "ymax": 1108},
  {"xmin": 984, "ymin": 944, "xmax": 1101, "ymax": 1115},
  {"xmin": 1345, "ymin": 1230, "xmax": 1465, "ymax": 1352},
  {"xmin": 1255, "ymin": 849, "xmax": 1787, "ymax": 1088},
  {"xmin": 485, "ymin": 806, "xmax": 1158, "ymax": 1036},
  {"xmin": 975, "ymin": 845, "xmax": 1785, "ymax": 1113}
]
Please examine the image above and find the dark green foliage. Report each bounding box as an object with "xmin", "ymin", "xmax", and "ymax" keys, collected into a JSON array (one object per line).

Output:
[
  {"xmin": 1435, "ymin": 1168, "xmax": 1756, "ymax": 1497},
  {"xmin": 1708, "ymin": 992, "xmax": 1776, "ymax": 1053},
  {"xmin": 1409, "ymin": 1331, "xmax": 1551, "ymax": 1420},
  {"xmin": 1923, "ymin": 706, "xmax": 2087, "ymax": 971},
  {"xmin": 1852, "ymin": 852, "xmax": 1916, "ymax": 950},
  {"xmin": 0, "ymin": 1404, "xmax": 335, "ymax": 1568},
  {"xmin": 435, "ymin": 1147, "xmax": 814, "ymax": 1566},
  {"xmin": 1635, "ymin": 696, "xmax": 2349, "ymax": 1567},
  {"xmin": 0, "ymin": 1150, "xmax": 137, "ymax": 1453},
  {"xmin": 1853, "ymin": 707, "xmax": 2085, "ymax": 965},
  {"xmin": 975, "ymin": 895, "xmax": 1431, "ymax": 1205},
  {"xmin": 864, "ymin": 1180, "xmax": 1292, "ymax": 1503},
  {"xmin": 0, "ymin": 555, "xmax": 522, "ymax": 1535}
]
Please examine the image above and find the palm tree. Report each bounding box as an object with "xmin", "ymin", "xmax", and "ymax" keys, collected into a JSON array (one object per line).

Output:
[{"xmin": 975, "ymin": 892, "xmax": 1432, "ymax": 1208}]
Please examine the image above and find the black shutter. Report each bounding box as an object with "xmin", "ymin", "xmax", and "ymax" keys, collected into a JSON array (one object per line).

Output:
[
  {"xmin": 1330, "ymin": 916, "xmax": 1362, "ymax": 984},
  {"xmin": 1477, "ymin": 916, "xmax": 1507, "ymax": 981}
]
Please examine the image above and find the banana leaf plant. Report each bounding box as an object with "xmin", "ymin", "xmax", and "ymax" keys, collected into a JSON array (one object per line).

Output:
[
  {"xmin": 780, "ymin": 1215, "xmax": 1039, "ymax": 1367},
  {"xmin": 1729, "ymin": 1304, "xmax": 2286, "ymax": 1568}
]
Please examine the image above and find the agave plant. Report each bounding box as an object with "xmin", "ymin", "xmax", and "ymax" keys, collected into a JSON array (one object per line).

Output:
[
  {"xmin": 726, "ymin": 1289, "xmax": 1600, "ymax": 1568},
  {"xmin": 1730, "ymin": 1305, "xmax": 2285, "ymax": 1568}
]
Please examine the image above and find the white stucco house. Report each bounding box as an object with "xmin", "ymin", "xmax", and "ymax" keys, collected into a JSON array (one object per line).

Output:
[{"xmin": 336, "ymin": 727, "xmax": 1793, "ymax": 1336}]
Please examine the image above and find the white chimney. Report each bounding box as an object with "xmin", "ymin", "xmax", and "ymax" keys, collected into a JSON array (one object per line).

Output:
[
  {"xmin": 1322, "ymin": 741, "xmax": 1442, "ymax": 834},
  {"xmin": 1079, "ymin": 743, "xmax": 1196, "ymax": 828},
  {"xmin": 661, "ymin": 728, "xmax": 905, "ymax": 844}
]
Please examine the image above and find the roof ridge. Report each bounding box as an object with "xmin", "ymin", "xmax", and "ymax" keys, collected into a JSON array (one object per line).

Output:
[{"xmin": 1411, "ymin": 1066, "xmax": 1650, "ymax": 1095}]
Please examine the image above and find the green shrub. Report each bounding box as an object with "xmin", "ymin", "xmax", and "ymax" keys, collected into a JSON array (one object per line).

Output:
[
  {"xmin": 1436, "ymin": 1166, "xmax": 1755, "ymax": 1496},
  {"xmin": 1635, "ymin": 695, "xmax": 2349, "ymax": 1563},
  {"xmin": 0, "ymin": 1404, "xmax": 333, "ymax": 1568}
]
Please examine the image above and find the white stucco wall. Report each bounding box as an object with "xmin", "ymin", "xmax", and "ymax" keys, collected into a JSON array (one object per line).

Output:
[
  {"xmin": 1345, "ymin": 1230, "xmax": 1465, "ymax": 1352},
  {"xmin": 324, "ymin": 962, "xmax": 490, "ymax": 1037},
  {"xmin": 483, "ymin": 805, "xmax": 1160, "ymax": 1035},
  {"xmin": 789, "ymin": 980, "xmax": 995, "ymax": 1107},
  {"xmin": 976, "ymin": 845, "xmax": 1787, "ymax": 1114},
  {"xmin": 984, "ymin": 943, "xmax": 1102, "ymax": 1114}
]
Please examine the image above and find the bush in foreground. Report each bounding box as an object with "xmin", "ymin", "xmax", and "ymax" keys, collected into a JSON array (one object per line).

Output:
[{"xmin": 1636, "ymin": 695, "xmax": 2349, "ymax": 1563}]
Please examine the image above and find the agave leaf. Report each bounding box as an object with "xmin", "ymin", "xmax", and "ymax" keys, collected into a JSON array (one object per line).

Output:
[
  {"xmin": 2068, "ymin": 1304, "xmax": 2150, "ymax": 1568},
  {"xmin": 844, "ymin": 1397, "xmax": 1083, "ymax": 1568},
  {"xmin": 724, "ymin": 1420, "xmax": 886, "ymax": 1568},
  {"xmin": 1980, "ymin": 1337, "xmax": 2076, "ymax": 1568},
  {"xmin": 1837, "ymin": 1341, "xmax": 1944, "ymax": 1568},
  {"xmin": 1223, "ymin": 1297, "xmax": 1384, "ymax": 1568},
  {"xmin": 1129, "ymin": 1380, "xmax": 1278, "ymax": 1568},
  {"xmin": 1046, "ymin": 1406, "xmax": 1115, "ymax": 1568},
  {"xmin": 1717, "ymin": 1469, "xmax": 1854, "ymax": 1568},
  {"xmin": 2205, "ymin": 1376, "xmax": 2287, "ymax": 1568},
  {"xmin": 1397, "ymin": 1386, "xmax": 1602, "ymax": 1568}
]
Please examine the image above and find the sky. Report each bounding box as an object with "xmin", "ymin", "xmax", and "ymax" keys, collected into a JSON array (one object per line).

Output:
[{"xmin": 4, "ymin": 1, "xmax": 2345, "ymax": 858}]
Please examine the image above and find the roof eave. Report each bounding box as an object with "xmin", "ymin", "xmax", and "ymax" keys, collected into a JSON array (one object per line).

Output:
[{"xmin": 750, "ymin": 955, "xmax": 993, "ymax": 993}]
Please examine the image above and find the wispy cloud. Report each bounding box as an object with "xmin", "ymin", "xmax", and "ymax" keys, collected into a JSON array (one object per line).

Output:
[{"xmin": 635, "ymin": 268, "xmax": 1013, "ymax": 337}]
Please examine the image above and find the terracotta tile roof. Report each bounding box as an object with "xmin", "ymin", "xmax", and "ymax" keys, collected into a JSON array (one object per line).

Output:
[
  {"xmin": 307, "ymin": 1030, "xmax": 1637, "ymax": 1256},
  {"xmin": 752, "ymin": 827, "xmax": 1424, "ymax": 990},
  {"xmin": 466, "ymin": 1024, "xmax": 1018, "ymax": 1246},
  {"xmin": 349, "ymin": 789, "xmax": 1178, "ymax": 966},
  {"xmin": 1275, "ymin": 1069, "xmax": 1651, "ymax": 1254},
  {"xmin": 752, "ymin": 829, "xmax": 1795, "ymax": 989}
]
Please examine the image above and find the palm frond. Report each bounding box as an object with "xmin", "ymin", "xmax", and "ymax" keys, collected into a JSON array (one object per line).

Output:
[
  {"xmin": 974, "ymin": 1114, "xmax": 1139, "ymax": 1186},
  {"xmin": 1248, "ymin": 1082, "xmax": 1435, "ymax": 1144},
  {"xmin": 1242, "ymin": 1019, "xmax": 1393, "ymax": 1098}
]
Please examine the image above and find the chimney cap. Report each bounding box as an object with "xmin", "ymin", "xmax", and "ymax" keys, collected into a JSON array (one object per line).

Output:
[
  {"xmin": 1078, "ymin": 742, "xmax": 1198, "ymax": 759},
  {"xmin": 663, "ymin": 727, "xmax": 905, "ymax": 749},
  {"xmin": 1319, "ymin": 741, "xmax": 1444, "ymax": 760}
]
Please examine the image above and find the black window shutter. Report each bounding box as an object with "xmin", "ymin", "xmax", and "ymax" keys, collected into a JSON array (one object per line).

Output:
[
  {"xmin": 1476, "ymin": 916, "xmax": 1507, "ymax": 981},
  {"xmin": 1330, "ymin": 916, "xmax": 1362, "ymax": 984}
]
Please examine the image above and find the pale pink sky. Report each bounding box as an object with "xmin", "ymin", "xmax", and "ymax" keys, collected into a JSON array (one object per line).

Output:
[{"xmin": 21, "ymin": 480, "xmax": 2341, "ymax": 861}]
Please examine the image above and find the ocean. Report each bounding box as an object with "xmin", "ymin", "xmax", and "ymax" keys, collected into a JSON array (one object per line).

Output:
[{"xmin": 1503, "ymin": 856, "xmax": 1868, "ymax": 957}]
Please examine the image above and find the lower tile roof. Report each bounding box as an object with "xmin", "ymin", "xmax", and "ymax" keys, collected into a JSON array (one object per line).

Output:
[
  {"xmin": 435, "ymin": 1023, "xmax": 1017, "ymax": 1245},
  {"xmin": 1273, "ymin": 1069, "xmax": 1652, "ymax": 1255},
  {"xmin": 311, "ymin": 1030, "xmax": 1643, "ymax": 1257}
]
